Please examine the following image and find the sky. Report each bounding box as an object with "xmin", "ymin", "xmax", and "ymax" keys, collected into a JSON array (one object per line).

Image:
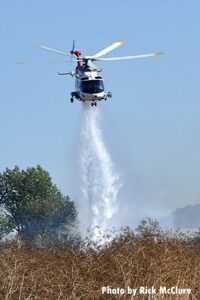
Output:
[{"xmin": 1, "ymin": 0, "xmax": 200, "ymax": 227}]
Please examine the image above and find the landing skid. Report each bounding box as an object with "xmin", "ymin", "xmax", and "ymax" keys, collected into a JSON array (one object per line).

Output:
[
  {"xmin": 69, "ymin": 95, "xmax": 100, "ymax": 107},
  {"xmin": 69, "ymin": 97, "xmax": 97, "ymax": 107}
]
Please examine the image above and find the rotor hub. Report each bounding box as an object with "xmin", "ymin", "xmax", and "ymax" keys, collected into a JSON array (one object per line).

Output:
[{"xmin": 73, "ymin": 50, "xmax": 82, "ymax": 57}]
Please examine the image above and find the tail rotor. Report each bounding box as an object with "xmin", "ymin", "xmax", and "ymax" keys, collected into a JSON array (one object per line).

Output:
[{"xmin": 70, "ymin": 39, "xmax": 75, "ymax": 56}]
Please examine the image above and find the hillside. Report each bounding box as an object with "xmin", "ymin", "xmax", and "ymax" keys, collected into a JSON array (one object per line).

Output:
[
  {"xmin": 172, "ymin": 204, "xmax": 200, "ymax": 227},
  {"xmin": 161, "ymin": 204, "xmax": 200, "ymax": 228}
]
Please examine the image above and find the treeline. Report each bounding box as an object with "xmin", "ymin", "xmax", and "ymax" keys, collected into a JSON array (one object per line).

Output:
[
  {"xmin": 1, "ymin": 165, "xmax": 200, "ymax": 249},
  {"xmin": 0, "ymin": 165, "xmax": 78, "ymax": 244}
]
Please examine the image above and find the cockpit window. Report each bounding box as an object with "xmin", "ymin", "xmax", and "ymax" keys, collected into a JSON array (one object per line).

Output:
[{"xmin": 81, "ymin": 80, "xmax": 104, "ymax": 94}]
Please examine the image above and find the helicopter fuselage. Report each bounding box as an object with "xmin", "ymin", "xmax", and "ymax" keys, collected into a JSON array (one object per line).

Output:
[{"xmin": 70, "ymin": 58, "xmax": 112, "ymax": 106}]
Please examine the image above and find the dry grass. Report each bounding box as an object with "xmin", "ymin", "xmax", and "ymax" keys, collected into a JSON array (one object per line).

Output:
[{"xmin": 0, "ymin": 232, "xmax": 199, "ymax": 300}]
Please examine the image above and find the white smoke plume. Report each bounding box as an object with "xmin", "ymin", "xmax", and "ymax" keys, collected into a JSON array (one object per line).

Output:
[{"xmin": 80, "ymin": 103, "xmax": 121, "ymax": 240}]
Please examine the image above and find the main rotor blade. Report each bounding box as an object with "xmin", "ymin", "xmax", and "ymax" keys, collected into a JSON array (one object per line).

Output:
[
  {"xmin": 92, "ymin": 40, "xmax": 124, "ymax": 58},
  {"xmin": 38, "ymin": 45, "xmax": 72, "ymax": 57},
  {"xmin": 93, "ymin": 52, "xmax": 164, "ymax": 61},
  {"xmin": 17, "ymin": 59, "xmax": 82, "ymax": 64}
]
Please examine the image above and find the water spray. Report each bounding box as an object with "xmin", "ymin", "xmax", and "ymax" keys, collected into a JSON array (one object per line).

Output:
[{"xmin": 80, "ymin": 103, "xmax": 121, "ymax": 241}]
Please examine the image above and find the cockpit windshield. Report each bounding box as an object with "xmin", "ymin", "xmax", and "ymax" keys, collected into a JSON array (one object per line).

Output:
[{"xmin": 81, "ymin": 80, "xmax": 104, "ymax": 94}]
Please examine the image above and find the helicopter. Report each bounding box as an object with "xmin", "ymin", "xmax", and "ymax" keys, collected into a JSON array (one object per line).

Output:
[{"xmin": 18, "ymin": 40, "xmax": 163, "ymax": 107}]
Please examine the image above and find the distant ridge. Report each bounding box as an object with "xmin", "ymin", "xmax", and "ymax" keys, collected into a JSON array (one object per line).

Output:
[
  {"xmin": 160, "ymin": 204, "xmax": 200, "ymax": 228},
  {"xmin": 172, "ymin": 204, "xmax": 200, "ymax": 228}
]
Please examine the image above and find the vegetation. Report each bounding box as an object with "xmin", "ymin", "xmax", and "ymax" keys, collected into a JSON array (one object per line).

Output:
[
  {"xmin": 0, "ymin": 219, "xmax": 199, "ymax": 299},
  {"xmin": 0, "ymin": 165, "xmax": 77, "ymax": 240},
  {"xmin": 0, "ymin": 165, "xmax": 199, "ymax": 299}
]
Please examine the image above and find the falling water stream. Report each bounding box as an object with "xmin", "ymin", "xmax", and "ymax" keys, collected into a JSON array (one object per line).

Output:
[{"xmin": 80, "ymin": 103, "xmax": 121, "ymax": 241}]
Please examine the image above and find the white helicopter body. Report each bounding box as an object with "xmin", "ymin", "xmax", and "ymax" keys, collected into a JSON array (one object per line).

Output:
[{"xmin": 66, "ymin": 60, "xmax": 112, "ymax": 106}]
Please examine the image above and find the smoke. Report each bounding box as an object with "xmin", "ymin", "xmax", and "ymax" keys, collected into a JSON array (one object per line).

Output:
[{"xmin": 80, "ymin": 103, "xmax": 121, "ymax": 240}]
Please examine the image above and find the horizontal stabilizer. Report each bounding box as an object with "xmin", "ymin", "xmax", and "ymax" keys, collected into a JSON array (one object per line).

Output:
[{"xmin": 57, "ymin": 72, "xmax": 70, "ymax": 75}]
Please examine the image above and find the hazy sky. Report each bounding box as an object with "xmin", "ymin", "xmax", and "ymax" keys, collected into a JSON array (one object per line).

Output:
[{"xmin": 1, "ymin": 0, "xmax": 200, "ymax": 226}]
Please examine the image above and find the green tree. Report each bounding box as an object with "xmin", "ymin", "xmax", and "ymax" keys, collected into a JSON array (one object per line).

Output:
[{"xmin": 0, "ymin": 165, "xmax": 77, "ymax": 240}]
